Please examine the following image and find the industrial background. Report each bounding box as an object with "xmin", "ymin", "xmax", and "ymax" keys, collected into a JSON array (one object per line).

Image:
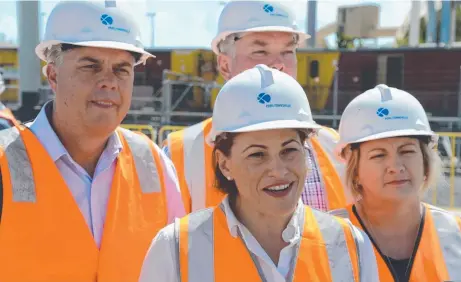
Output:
[{"xmin": 1, "ymin": 0, "xmax": 461, "ymax": 214}]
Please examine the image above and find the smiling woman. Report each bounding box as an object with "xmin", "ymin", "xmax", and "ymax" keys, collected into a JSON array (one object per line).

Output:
[
  {"xmin": 139, "ymin": 64, "xmax": 380, "ymax": 282},
  {"xmin": 212, "ymin": 129, "xmax": 310, "ymax": 219}
]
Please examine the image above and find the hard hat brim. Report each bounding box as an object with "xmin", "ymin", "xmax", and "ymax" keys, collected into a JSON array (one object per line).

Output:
[
  {"xmin": 335, "ymin": 128, "xmax": 439, "ymax": 161},
  {"xmin": 35, "ymin": 40, "xmax": 155, "ymax": 66},
  {"xmin": 211, "ymin": 27, "xmax": 311, "ymax": 55},
  {"xmin": 206, "ymin": 119, "xmax": 321, "ymax": 145}
]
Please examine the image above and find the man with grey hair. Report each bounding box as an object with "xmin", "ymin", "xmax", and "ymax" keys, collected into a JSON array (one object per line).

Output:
[
  {"xmin": 0, "ymin": 1, "xmax": 185, "ymax": 281},
  {"xmin": 165, "ymin": 0, "xmax": 348, "ymax": 214}
]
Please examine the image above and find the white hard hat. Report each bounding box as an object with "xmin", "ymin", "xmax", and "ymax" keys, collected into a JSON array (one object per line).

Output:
[
  {"xmin": 207, "ymin": 64, "xmax": 320, "ymax": 144},
  {"xmin": 336, "ymin": 84, "xmax": 438, "ymax": 158},
  {"xmin": 35, "ymin": 1, "xmax": 154, "ymax": 66},
  {"xmin": 211, "ymin": 1, "xmax": 310, "ymax": 55},
  {"xmin": 0, "ymin": 70, "xmax": 4, "ymax": 95}
]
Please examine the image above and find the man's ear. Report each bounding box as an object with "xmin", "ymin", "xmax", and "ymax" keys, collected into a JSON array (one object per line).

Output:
[
  {"xmin": 46, "ymin": 64, "xmax": 58, "ymax": 93},
  {"xmin": 217, "ymin": 54, "xmax": 232, "ymax": 81}
]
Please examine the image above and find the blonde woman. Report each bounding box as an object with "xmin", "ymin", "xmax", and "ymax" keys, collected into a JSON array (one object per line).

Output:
[{"xmin": 330, "ymin": 84, "xmax": 461, "ymax": 282}]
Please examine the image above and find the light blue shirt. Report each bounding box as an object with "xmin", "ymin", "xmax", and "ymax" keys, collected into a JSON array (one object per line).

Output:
[{"xmin": 26, "ymin": 102, "xmax": 122, "ymax": 248}]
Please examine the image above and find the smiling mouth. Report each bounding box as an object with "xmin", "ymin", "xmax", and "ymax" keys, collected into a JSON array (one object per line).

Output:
[
  {"xmin": 263, "ymin": 182, "xmax": 295, "ymax": 198},
  {"xmin": 91, "ymin": 100, "xmax": 116, "ymax": 108}
]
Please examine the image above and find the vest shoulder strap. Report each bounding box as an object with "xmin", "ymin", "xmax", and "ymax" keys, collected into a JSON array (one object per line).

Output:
[
  {"xmin": 0, "ymin": 127, "xmax": 36, "ymax": 224},
  {"xmin": 118, "ymin": 127, "xmax": 162, "ymax": 194},
  {"xmin": 0, "ymin": 127, "xmax": 35, "ymax": 202},
  {"xmin": 309, "ymin": 208, "xmax": 359, "ymax": 282}
]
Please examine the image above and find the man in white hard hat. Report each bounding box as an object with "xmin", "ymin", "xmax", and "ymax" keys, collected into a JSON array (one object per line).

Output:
[
  {"xmin": 165, "ymin": 0, "xmax": 348, "ymax": 214},
  {"xmin": 0, "ymin": 2, "xmax": 185, "ymax": 281},
  {"xmin": 0, "ymin": 69, "xmax": 20, "ymax": 129}
]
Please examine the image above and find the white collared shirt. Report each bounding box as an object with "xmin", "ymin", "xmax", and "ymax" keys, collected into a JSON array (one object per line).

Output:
[
  {"xmin": 139, "ymin": 197, "xmax": 379, "ymax": 282},
  {"xmin": 26, "ymin": 102, "xmax": 186, "ymax": 248}
]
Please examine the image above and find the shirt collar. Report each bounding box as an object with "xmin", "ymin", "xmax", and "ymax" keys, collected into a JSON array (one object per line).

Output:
[
  {"xmin": 27, "ymin": 101, "xmax": 123, "ymax": 162},
  {"xmin": 221, "ymin": 196, "xmax": 305, "ymax": 243}
]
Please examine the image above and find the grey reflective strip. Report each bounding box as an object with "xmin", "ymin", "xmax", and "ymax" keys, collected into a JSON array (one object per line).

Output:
[
  {"xmin": 119, "ymin": 128, "xmax": 160, "ymax": 193},
  {"xmin": 329, "ymin": 208, "xmax": 350, "ymax": 219},
  {"xmin": 312, "ymin": 209, "xmax": 356, "ymax": 281},
  {"xmin": 0, "ymin": 127, "xmax": 35, "ymax": 202},
  {"xmin": 176, "ymin": 208, "xmax": 215, "ymax": 282},
  {"xmin": 429, "ymin": 206, "xmax": 461, "ymax": 279},
  {"xmin": 346, "ymin": 220, "xmax": 362, "ymax": 282},
  {"xmin": 286, "ymin": 206, "xmax": 306, "ymax": 282},
  {"xmin": 182, "ymin": 122, "xmax": 207, "ymax": 211},
  {"xmin": 173, "ymin": 218, "xmax": 181, "ymax": 281}
]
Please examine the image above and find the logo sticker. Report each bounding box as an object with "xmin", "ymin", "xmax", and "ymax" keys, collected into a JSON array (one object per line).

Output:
[
  {"xmin": 100, "ymin": 14, "xmax": 130, "ymax": 34},
  {"xmin": 376, "ymin": 107, "xmax": 408, "ymax": 120},
  {"xmin": 262, "ymin": 4, "xmax": 288, "ymax": 18},
  {"xmin": 257, "ymin": 92, "xmax": 291, "ymax": 108}
]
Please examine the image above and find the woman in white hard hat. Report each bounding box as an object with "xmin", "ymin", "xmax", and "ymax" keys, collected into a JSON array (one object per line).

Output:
[
  {"xmin": 139, "ymin": 64, "xmax": 379, "ymax": 282},
  {"xmin": 330, "ymin": 84, "xmax": 461, "ymax": 282}
]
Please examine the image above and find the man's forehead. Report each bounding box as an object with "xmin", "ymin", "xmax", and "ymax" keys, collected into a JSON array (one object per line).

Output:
[
  {"xmin": 239, "ymin": 32, "xmax": 297, "ymax": 46},
  {"xmin": 68, "ymin": 46, "xmax": 135, "ymax": 63}
]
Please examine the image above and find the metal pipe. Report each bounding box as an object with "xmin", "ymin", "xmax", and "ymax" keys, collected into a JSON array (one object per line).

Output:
[
  {"xmin": 426, "ymin": 1, "xmax": 436, "ymax": 43},
  {"xmin": 307, "ymin": 0, "xmax": 317, "ymax": 48}
]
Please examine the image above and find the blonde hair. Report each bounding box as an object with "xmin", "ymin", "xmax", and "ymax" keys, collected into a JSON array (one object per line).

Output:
[{"xmin": 341, "ymin": 138, "xmax": 442, "ymax": 200}]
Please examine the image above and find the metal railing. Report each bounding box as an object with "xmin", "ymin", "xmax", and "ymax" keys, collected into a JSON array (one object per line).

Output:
[
  {"xmin": 426, "ymin": 132, "xmax": 461, "ymax": 212},
  {"xmin": 120, "ymin": 124, "xmax": 158, "ymax": 142},
  {"xmin": 157, "ymin": 125, "xmax": 186, "ymax": 145}
]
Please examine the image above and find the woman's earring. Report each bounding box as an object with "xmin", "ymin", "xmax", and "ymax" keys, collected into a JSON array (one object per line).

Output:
[{"xmin": 227, "ymin": 176, "xmax": 233, "ymax": 181}]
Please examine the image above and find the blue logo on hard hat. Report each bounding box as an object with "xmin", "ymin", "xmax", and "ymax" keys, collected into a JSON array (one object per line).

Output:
[
  {"xmin": 262, "ymin": 3, "xmax": 288, "ymax": 18},
  {"xmin": 257, "ymin": 92, "xmax": 291, "ymax": 108},
  {"xmin": 100, "ymin": 14, "xmax": 130, "ymax": 34},
  {"xmin": 263, "ymin": 4, "xmax": 274, "ymax": 13},
  {"xmin": 100, "ymin": 14, "xmax": 114, "ymax": 25},
  {"xmin": 376, "ymin": 107, "xmax": 389, "ymax": 117},
  {"xmin": 258, "ymin": 93, "xmax": 271, "ymax": 104},
  {"xmin": 377, "ymin": 107, "xmax": 408, "ymax": 120}
]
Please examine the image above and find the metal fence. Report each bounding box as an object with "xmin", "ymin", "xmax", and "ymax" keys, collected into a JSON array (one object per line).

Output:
[{"xmin": 153, "ymin": 125, "xmax": 461, "ymax": 212}]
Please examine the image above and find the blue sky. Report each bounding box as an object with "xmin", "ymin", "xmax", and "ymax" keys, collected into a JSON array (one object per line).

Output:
[{"xmin": 0, "ymin": 0, "xmax": 413, "ymax": 49}]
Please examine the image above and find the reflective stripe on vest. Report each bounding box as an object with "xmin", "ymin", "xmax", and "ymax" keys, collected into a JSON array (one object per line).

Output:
[
  {"xmin": 169, "ymin": 119, "xmax": 345, "ymax": 212},
  {"xmin": 0, "ymin": 125, "xmax": 168, "ymax": 282},
  {"xmin": 176, "ymin": 204, "xmax": 361, "ymax": 282},
  {"xmin": 330, "ymin": 204, "xmax": 461, "ymax": 281},
  {"xmin": 168, "ymin": 118, "xmax": 224, "ymax": 212},
  {"xmin": 0, "ymin": 127, "xmax": 35, "ymax": 201},
  {"xmin": 0, "ymin": 127, "xmax": 161, "ymax": 200},
  {"xmin": 119, "ymin": 128, "xmax": 161, "ymax": 193}
]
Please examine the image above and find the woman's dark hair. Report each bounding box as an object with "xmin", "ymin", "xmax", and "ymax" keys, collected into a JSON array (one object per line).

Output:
[{"xmin": 212, "ymin": 129, "xmax": 311, "ymax": 199}]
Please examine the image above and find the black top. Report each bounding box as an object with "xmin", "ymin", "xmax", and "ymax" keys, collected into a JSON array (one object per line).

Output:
[{"xmin": 352, "ymin": 205, "xmax": 426, "ymax": 282}]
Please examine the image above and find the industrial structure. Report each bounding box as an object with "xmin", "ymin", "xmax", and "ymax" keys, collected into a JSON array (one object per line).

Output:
[
  {"xmin": 0, "ymin": 1, "xmax": 460, "ymax": 129},
  {"xmin": 0, "ymin": 0, "xmax": 461, "ymax": 208}
]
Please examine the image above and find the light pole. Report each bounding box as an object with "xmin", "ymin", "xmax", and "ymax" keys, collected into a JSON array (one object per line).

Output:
[{"xmin": 146, "ymin": 12, "xmax": 156, "ymax": 47}]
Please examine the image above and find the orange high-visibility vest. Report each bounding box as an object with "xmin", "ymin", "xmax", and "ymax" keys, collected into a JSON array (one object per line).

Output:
[
  {"xmin": 167, "ymin": 117, "xmax": 346, "ymax": 213},
  {"xmin": 0, "ymin": 125, "xmax": 169, "ymax": 282},
  {"xmin": 0, "ymin": 108, "xmax": 19, "ymax": 127},
  {"xmin": 331, "ymin": 204, "xmax": 461, "ymax": 281},
  {"xmin": 176, "ymin": 204, "xmax": 361, "ymax": 281}
]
